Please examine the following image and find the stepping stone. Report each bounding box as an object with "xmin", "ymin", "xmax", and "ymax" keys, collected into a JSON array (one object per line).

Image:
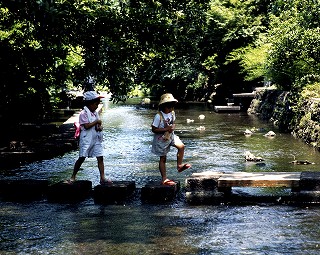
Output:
[
  {"xmin": 141, "ymin": 181, "xmax": 180, "ymax": 203},
  {"xmin": 0, "ymin": 179, "xmax": 49, "ymax": 201},
  {"xmin": 299, "ymin": 171, "xmax": 320, "ymax": 191},
  {"xmin": 47, "ymin": 180, "xmax": 92, "ymax": 203},
  {"xmin": 185, "ymin": 173, "xmax": 222, "ymax": 191},
  {"xmin": 293, "ymin": 172, "xmax": 320, "ymax": 204},
  {"xmin": 186, "ymin": 190, "xmax": 225, "ymax": 205},
  {"xmin": 93, "ymin": 181, "xmax": 136, "ymax": 204},
  {"xmin": 214, "ymin": 105, "xmax": 241, "ymax": 113}
]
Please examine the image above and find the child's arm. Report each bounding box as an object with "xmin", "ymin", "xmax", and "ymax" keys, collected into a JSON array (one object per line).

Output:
[
  {"xmin": 83, "ymin": 119, "xmax": 102, "ymax": 130},
  {"xmin": 151, "ymin": 124, "xmax": 174, "ymax": 134},
  {"xmin": 151, "ymin": 113, "xmax": 175, "ymax": 133}
]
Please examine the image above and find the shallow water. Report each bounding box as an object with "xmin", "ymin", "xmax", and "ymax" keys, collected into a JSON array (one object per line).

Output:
[{"xmin": 1, "ymin": 99, "xmax": 320, "ymax": 254}]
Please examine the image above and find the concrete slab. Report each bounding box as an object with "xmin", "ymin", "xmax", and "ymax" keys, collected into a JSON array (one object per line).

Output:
[
  {"xmin": 218, "ymin": 172, "xmax": 301, "ymax": 188},
  {"xmin": 214, "ymin": 106, "xmax": 241, "ymax": 112}
]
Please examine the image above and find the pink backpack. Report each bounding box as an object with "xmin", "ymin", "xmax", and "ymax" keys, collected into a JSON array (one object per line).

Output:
[{"xmin": 74, "ymin": 122, "xmax": 81, "ymax": 140}]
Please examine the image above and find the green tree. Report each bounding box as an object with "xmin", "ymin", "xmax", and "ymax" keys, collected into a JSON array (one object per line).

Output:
[
  {"xmin": 202, "ymin": 0, "xmax": 269, "ymax": 94},
  {"xmin": 227, "ymin": 34, "xmax": 271, "ymax": 82},
  {"xmin": 0, "ymin": 1, "xmax": 71, "ymax": 123},
  {"xmin": 266, "ymin": 0, "xmax": 320, "ymax": 91},
  {"xmin": 133, "ymin": 0, "xmax": 210, "ymax": 100},
  {"xmin": 2, "ymin": 0, "xmax": 320, "ymax": 140}
]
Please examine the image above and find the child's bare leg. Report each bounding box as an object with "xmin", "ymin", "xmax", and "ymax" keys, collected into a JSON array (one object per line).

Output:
[
  {"xmin": 159, "ymin": 155, "xmax": 167, "ymax": 182},
  {"xmin": 175, "ymin": 142, "xmax": 191, "ymax": 172},
  {"xmin": 71, "ymin": 157, "xmax": 85, "ymax": 181},
  {"xmin": 97, "ymin": 156, "xmax": 106, "ymax": 182},
  {"xmin": 175, "ymin": 142, "xmax": 185, "ymax": 168}
]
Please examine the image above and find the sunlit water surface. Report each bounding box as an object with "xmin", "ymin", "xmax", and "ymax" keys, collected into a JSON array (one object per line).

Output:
[{"xmin": 1, "ymin": 99, "xmax": 320, "ymax": 254}]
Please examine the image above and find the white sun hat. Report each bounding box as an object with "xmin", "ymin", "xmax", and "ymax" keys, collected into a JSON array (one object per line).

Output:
[{"xmin": 83, "ymin": 91, "xmax": 105, "ymax": 101}]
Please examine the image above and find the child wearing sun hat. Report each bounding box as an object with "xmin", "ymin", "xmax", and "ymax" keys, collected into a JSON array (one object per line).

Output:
[
  {"xmin": 67, "ymin": 91, "xmax": 111, "ymax": 185},
  {"xmin": 151, "ymin": 93, "xmax": 191, "ymax": 185}
]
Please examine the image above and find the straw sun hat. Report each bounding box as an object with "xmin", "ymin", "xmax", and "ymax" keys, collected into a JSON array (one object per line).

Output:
[{"xmin": 158, "ymin": 93, "xmax": 178, "ymax": 106}]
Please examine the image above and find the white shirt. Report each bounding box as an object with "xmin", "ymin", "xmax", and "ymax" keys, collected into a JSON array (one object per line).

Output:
[{"xmin": 152, "ymin": 111, "xmax": 175, "ymax": 128}]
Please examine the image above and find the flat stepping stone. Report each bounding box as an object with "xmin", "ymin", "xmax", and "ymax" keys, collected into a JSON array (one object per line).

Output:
[
  {"xmin": 186, "ymin": 172, "xmax": 224, "ymax": 191},
  {"xmin": 299, "ymin": 171, "xmax": 320, "ymax": 191},
  {"xmin": 0, "ymin": 179, "xmax": 48, "ymax": 201},
  {"xmin": 141, "ymin": 181, "xmax": 180, "ymax": 203},
  {"xmin": 214, "ymin": 106, "xmax": 241, "ymax": 113},
  {"xmin": 47, "ymin": 180, "xmax": 92, "ymax": 203},
  {"xmin": 185, "ymin": 171, "xmax": 320, "ymax": 205},
  {"xmin": 93, "ymin": 181, "xmax": 136, "ymax": 204},
  {"xmin": 217, "ymin": 172, "xmax": 301, "ymax": 188},
  {"xmin": 293, "ymin": 172, "xmax": 320, "ymax": 204},
  {"xmin": 188, "ymin": 171, "xmax": 301, "ymax": 189}
]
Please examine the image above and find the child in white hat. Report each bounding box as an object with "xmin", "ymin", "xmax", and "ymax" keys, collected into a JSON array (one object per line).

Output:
[
  {"xmin": 151, "ymin": 93, "xmax": 191, "ymax": 185},
  {"xmin": 67, "ymin": 91, "xmax": 110, "ymax": 185}
]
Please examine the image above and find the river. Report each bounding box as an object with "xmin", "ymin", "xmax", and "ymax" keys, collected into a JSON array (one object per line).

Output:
[{"xmin": 0, "ymin": 98, "xmax": 320, "ymax": 254}]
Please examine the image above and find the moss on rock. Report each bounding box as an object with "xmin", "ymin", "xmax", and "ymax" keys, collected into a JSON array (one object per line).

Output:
[{"xmin": 248, "ymin": 89, "xmax": 320, "ymax": 151}]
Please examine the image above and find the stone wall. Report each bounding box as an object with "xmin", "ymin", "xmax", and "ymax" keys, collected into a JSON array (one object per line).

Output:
[
  {"xmin": 292, "ymin": 98, "xmax": 320, "ymax": 150},
  {"xmin": 248, "ymin": 88, "xmax": 320, "ymax": 151}
]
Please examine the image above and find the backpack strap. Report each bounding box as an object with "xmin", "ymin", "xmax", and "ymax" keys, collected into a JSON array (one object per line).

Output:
[
  {"xmin": 171, "ymin": 110, "xmax": 175, "ymax": 124},
  {"xmin": 157, "ymin": 111, "xmax": 163, "ymax": 128},
  {"xmin": 157, "ymin": 111, "xmax": 174, "ymax": 127}
]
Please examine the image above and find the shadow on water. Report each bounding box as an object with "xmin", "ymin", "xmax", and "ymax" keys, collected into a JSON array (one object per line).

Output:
[{"xmin": 1, "ymin": 99, "xmax": 320, "ymax": 254}]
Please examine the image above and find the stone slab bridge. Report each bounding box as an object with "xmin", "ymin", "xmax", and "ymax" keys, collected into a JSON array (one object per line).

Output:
[
  {"xmin": 1, "ymin": 171, "xmax": 320, "ymax": 205},
  {"xmin": 185, "ymin": 171, "xmax": 320, "ymax": 205}
]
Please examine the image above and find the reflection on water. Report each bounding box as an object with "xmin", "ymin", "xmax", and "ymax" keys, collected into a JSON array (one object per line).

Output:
[{"xmin": 1, "ymin": 100, "xmax": 320, "ymax": 254}]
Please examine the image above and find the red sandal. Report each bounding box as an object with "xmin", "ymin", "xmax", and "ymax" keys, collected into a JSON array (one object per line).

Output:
[
  {"xmin": 162, "ymin": 179, "xmax": 176, "ymax": 186},
  {"xmin": 178, "ymin": 163, "xmax": 191, "ymax": 173}
]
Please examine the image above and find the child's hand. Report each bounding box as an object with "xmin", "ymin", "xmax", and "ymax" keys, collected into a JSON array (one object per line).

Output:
[
  {"xmin": 96, "ymin": 124, "xmax": 103, "ymax": 132},
  {"xmin": 166, "ymin": 124, "xmax": 175, "ymax": 133},
  {"xmin": 95, "ymin": 120, "xmax": 103, "ymax": 131}
]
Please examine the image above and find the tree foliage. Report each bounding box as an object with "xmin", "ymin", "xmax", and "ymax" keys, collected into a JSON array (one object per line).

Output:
[
  {"xmin": 266, "ymin": 0, "xmax": 320, "ymax": 91},
  {"xmin": 0, "ymin": 0, "xmax": 319, "ymax": 132}
]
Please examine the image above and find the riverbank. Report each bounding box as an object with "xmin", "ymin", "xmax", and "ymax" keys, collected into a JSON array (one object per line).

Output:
[
  {"xmin": 248, "ymin": 88, "xmax": 320, "ymax": 152},
  {"xmin": 0, "ymin": 104, "xmax": 105, "ymax": 169},
  {"xmin": 0, "ymin": 112, "xmax": 79, "ymax": 169}
]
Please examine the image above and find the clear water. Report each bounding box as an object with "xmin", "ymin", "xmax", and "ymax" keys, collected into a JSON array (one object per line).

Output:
[{"xmin": 1, "ymin": 99, "xmax": 320, "ymax": 254}]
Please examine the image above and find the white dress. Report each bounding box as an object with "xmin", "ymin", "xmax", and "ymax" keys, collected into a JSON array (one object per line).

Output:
[
  {"xmin": 78, "ymin": 106, "xmax": 103, "ymax": 157},
  {"xmin": 151, "ymin": 111, "xmax": 181, "ymax": 156}
]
